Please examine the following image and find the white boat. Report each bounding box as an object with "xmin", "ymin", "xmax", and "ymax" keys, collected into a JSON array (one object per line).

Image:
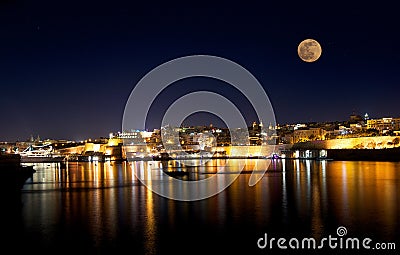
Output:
[{"xmin": 18, "ymin": 144, "xmax": 65, "ymax": 163}]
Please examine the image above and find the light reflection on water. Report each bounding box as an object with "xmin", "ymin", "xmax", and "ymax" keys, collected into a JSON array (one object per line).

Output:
[{"xmin": 16, "ymin": 159, "xmax": 400, "ymax": 254}]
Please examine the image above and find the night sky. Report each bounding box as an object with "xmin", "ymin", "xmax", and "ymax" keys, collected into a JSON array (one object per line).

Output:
[{"xmin": 1, "ymin": 0, "xmax": 399, "ymax": 141}]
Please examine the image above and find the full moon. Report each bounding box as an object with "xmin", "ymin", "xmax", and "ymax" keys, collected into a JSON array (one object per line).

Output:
[{"xmin": 297, "ymin": 39, "xmax": 322, "ymax": 62}]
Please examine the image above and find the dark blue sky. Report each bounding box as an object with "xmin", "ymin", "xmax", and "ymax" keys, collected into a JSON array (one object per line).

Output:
[{"xmin": 0, "ymin": 0, "xmax": 399, "ymax": 141}]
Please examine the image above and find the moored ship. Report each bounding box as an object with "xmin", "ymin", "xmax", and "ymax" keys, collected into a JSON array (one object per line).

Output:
[{"xmin": 18, "ymin": 143, "xmax": 65, "ymax": 163}]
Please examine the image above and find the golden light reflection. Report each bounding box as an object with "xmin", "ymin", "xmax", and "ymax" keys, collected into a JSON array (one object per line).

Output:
[
  {"xmin": 21, "ymin": 159, "xmax": 400, "ymax": 248},
  {"xmin": 144, "ymin": 161, "xmax": 157, "ymax": 255},
  {"xmin": 310, "ymin": 162, "xmax": 323, "ymax": 239},
  {"xmin": 326, "ymin": 161, "xmax": 400, "ymax": 238}
]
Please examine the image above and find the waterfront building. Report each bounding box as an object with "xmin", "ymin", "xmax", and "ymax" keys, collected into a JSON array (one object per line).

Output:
[
  {"xmin": 367, "ymin": 117, "xmax": 400, "ymax": 133},
  {"xmin": 293, "ymin": 128, "xmax": 326, "ymax": 143}
]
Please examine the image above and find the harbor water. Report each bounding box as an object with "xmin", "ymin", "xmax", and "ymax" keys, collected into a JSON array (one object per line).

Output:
[{"xmin": 4, "ymin": 159, "xmax": 400, "ymax": 254}]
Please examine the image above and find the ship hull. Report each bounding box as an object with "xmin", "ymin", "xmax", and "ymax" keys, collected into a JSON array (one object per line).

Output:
[{"xmin": 20, "ymin": 156, "xmax": 65, "ymax": 163}]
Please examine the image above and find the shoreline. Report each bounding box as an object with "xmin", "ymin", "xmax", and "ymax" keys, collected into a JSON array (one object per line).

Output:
[
  {"xmin": 4, "ymin": 147, "xmax": 400, "ymax": 163},
  {"xmin": 326, "ymin": 148, "xmax": 400, "ymax": 161}
]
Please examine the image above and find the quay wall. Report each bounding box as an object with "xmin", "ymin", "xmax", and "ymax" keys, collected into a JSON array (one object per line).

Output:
[{"xmin": 291, "ymin": 136, "xmax": 399, "ymax": 150}]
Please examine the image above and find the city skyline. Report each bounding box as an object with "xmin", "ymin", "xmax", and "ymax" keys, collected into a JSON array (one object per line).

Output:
[
  {"xmin": 2, "ymin": 111, "xmax": 399, "ymax": 143},
  {"xmin": 1, "ymin": 1, "xmax": 399, "ymax": 141}
]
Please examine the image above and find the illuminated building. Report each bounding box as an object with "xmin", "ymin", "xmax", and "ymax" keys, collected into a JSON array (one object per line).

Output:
[
  {"xmin": 367, "ymin": 117, "xmax": 400, "ymax": 133},
  {"xmin": 293, "ymin": 128, "xmax": 326, "ymax": 143}
]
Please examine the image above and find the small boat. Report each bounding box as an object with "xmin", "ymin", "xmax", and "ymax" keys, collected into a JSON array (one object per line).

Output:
[
  {"xmin": 270, "ymin": 153, "xmax": 281, "ymax": 159},
  {"xmin": 163, "ymin": 170, "xmax": 189, "ymax": 177}
]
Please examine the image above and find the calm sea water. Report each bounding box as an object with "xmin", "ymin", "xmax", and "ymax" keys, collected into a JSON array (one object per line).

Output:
[{"xmin": 4, "ymin": 159, "xmax": 400, "ymax": 254}]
